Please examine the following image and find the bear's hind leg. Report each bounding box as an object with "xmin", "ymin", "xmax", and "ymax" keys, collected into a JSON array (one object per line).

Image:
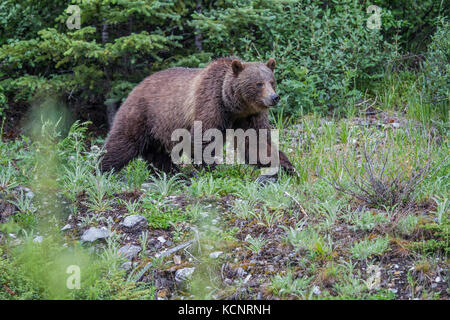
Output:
[{"xmin": 142, "ymin": 144, "xmax": 178, "ymax": 174}]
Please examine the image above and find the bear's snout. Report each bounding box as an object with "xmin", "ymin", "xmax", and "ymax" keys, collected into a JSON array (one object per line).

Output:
[{"xmin": 271, "ymin": 93, "xmax": 280, "ymax": 105}]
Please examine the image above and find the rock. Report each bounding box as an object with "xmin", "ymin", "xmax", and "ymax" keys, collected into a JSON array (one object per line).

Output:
[
  {"xmin": 236, "ymin": 267, "xmax": 246, "ymax": 278},
  {"xmin": 120, "ymin": 261, "xmax": 132, "ymax": 271},
  {"xmin": 61, "ymin": 224, "xmax": 71, "ymax": 231},
  {"xmin": 81, "ymin": 227, "xmax": 110, "ymax": 242},
  {"xmin": 157, "ymin": 236, "xmax": 166, "ymax": 244},
  {"xmin": 118, "ymin": 245, "xmax": 141, "ymax": 259},
  {"xmin": 121, "ymin": 215, "xmax": 148, "ymax": 232},
  {"xmin": 312, "ymin": 286, "xmax": 321, "ymax": 296},
  {"xmin": 392, "ymin": 122, "xmax": 400, "ymax": 129},
  {"xmin": 16, "ymin": 186, "xmax": 34, "ymax": 199},
  {"xmin": 209, "ymin": 251, "xmax": 223, "ymax": 259},
  {"xmin": 175, "ymin": 267, "xmax": 195, "ymax": 282},
  {"xmin": 388, "ymin": 288, "xmax": 398, "ymax": 294},
  {"xmin": 119, "ymin": 261, "xmax": 139, "ymax": 271},
  {"xmin": 435, "ymin": 276, "xmax": 441, "ymax": 283},
  {"xmin": 33, "ymin": 236, "xmax": 43, "ymax": 243},
  {"xmin": 256, "ymin": 174, "xmax": 277, "ymax": 186}
]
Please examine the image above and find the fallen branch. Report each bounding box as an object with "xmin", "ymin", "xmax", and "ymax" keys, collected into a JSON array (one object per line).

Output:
[
  {"xmin": 134, "ymin": 240, "xmax": 194, "ymax": 282},
  {"xmin": 284, "ymin": 191, "xmax": 308, "ymax": 217}
]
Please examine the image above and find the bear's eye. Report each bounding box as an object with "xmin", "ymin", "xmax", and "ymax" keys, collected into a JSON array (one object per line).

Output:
[
  {"xmin": 256, "ymin": 82, "xmax": 264, "ymax": 88},
  {"xmin": 270, "ymin": 81, "xmax": 275, "ymax": 87}
]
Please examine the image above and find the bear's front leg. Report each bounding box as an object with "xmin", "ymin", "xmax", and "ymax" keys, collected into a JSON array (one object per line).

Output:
[
  {"xmin": 279, "ymin": 150, "xmax": 296, "ymax": 174},
  {"xmin": 188, "ymin": 116, "xmax": 225, "ymax": 172},
  {"xmin": 234, "ymin": 113, "xmax": 297, "ymax": 177}
]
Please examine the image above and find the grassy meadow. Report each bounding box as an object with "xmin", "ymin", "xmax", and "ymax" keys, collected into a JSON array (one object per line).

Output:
[{"xmin": 0, "ymin": 70, "xmax": 448, "ymax": 300}]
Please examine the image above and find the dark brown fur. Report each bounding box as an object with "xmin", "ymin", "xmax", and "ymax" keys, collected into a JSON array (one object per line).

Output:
[{"xmin": 101, "ymin": 57, "xmax": 294, "ymax": 174}]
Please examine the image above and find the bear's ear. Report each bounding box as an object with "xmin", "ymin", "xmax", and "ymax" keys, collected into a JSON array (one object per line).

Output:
[
  {"xmin": 231, "ymin": 59, "xmax": 244, "ymax": 75},
  {"xmin": 266, "ymin": 58, "xmax": 276, "ymax": 71}
]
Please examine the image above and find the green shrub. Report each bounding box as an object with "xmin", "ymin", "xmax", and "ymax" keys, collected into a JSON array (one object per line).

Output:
[
  {"xmin": 192, "ymin": 0, "xmax": 392, "ymax": 116},
  {"xmin": 421, "ymin": 18, "xmax": 450, "ymax": 121}
]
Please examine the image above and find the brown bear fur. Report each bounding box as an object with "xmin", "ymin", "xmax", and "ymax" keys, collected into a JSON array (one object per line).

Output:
[{"xmin": 101, "ymin": 57, "xmax": 295, "ymax": 174}]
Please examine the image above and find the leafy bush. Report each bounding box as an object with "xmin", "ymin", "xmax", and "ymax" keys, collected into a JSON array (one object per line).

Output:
[
  {"xmin": 372, "ymin": 0, "xmax": 449, "ymax": 52},
  {"xmin": 421, "ymin": 19, "xmax": 449, "ymax": 121},
  {"xmin": 0, "ymin": 0, "xmax": 203, "ymax": 115},
  {"xmin": 192, "ymin": 0, "xmax": 392, "ymax": 116},
  {"xmin": 0, "ymin": 1, "xmax": 446, "ymax": 122}
]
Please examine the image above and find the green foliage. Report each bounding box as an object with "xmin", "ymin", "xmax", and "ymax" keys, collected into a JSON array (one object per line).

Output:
[
  {"xmin": 192, "ymin": 0, "xmax": 391, "ymax": 116},
  {"xmin": 0, "ymin": 0, "xmax": 68, "ymax": 44},
  {"xmin": 0, "ymin": 238, "xmax": 153, "ymax": 299},
  {"xmin": 270, "ymin": 270, "xmax": 311, "ymax": 298},
  {"xmin": 421, "ymin": 19, "xmax": 450, "ymax": 121},
  {"xmin": 0, "ymin": 0, "xmax": 202, "ymax": 114},
  {"xmin": 0, "ymin": 1, "xmax": 447, "ymax": 119},
  {"xmin": 372, "ymin": 0, "xmax": 449, "ymax": 52},
  {"xmin": 349, "ymin": 210, "xmax": 390, "ymax": 232},
  {"xmin": 145, "ymin": 171, "xmax": 184, "ymax": 196},
  {"xmin": 140, "ymin": 194, "xmax": 186, "ymax": 229},
  {"xmin": 350, "ymin": 236, "xmax": 390, "ymax": 260},
  {"xmin": 124, "ymin": 158, "xmax": 151, "ymax": 192}
]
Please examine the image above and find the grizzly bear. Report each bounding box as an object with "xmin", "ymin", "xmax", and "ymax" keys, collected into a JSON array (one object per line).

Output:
[{"xmin": 100, "ymin": 57, "xmax": 295, "ymax": 175}]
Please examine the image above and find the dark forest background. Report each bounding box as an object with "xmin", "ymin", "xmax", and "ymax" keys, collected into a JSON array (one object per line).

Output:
[{"xmin": 0, "ymin": 0, "xmax": 448, "ymax": 130}]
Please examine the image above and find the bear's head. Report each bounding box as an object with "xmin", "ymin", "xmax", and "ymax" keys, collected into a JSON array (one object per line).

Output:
[{"xmin": 229, "ymin": 58, "xmax": 279, "ymax": 114}]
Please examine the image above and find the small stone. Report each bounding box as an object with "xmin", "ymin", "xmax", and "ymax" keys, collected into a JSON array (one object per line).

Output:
[
  {"xmin": 435, "ymin": 276, "xmax": 441, "ymax": 283},
  {"xmin": 236, "ymin": 267, "xmax": 246, "ymax": 278},
  {"xmin": 392, "ymin": 122, "xmax": 400, "ymax": 128},
  {"xmin": 81, "ymin": 227, "xmax": 110, "ymax": 242},
  {"xmin": 118, "ymin": 245, "xmax": 141, "ymax": 259},
  {"xmin": 120, "ymin": 261, "xmax": 132, "ymax": 271},
  {"xmin": 256, "ymin": 175, "xmax": 277, "ymax": 186},
  {"xmin": 175, "ymin": 267, "xmax": 195, "ymax": 282},
  {"xmin": 33, "ymin": 236, "xmax": 43, "ymax": 243},
  {"xmin": 312, "ymin": 286, "xmax": 321, "ymax": 296},
  {"xmin": 388, "ymin": 288, "xmax": 398, "ymax": 294},
  {"xmin": 61, "ymin": 224, "xmax": 71, "ymax": 231},
  {"xmin": 209, "ymin": 251, "xmax": 223, "ymax": 259},
  {"xmin": 122, "ymin": 215, "xmax": 148, "ymax": 232},
  {"xmin": 157, "ymin": 236, "xmax": 166, "ymax": 244}
]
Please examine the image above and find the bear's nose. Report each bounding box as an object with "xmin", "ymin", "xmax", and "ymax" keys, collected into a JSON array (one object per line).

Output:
[{"xmin": 271, "ymin": 94, "xmax": 280, "ymax": 105}]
